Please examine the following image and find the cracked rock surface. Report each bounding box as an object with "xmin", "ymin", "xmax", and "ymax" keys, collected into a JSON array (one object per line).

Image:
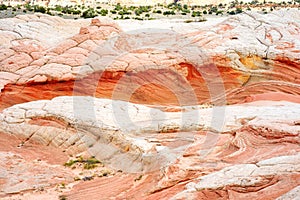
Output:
[
  {"xmin": 0, "ymin": 10, "xmax": 300, "ymax": 110},
  {"xmin": 0, "ymin": 97, "xmax": 299, "ymax": 199},
  {"xmin": 0, "ymin": 9, "xmax": 299, "ymax": 200}
]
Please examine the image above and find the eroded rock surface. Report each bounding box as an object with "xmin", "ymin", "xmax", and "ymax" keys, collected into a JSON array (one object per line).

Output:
[
  {"xmin": 0, "ymin": 9, "xmax": 300, "ymax": 200},
  {"xmin": 0, "ymin": 10, "xmax": 300, "ymax": 110},
  {"xmin": 0, "ymin": 131, "xmax": 73, "ymax": 198},
  {"xmin": 174, "ymin": 154, "xmax": 300, "ymax": 199},
  {"xmin": 0, "ymin": 96, "xmax": 299, "ymax": 198}
]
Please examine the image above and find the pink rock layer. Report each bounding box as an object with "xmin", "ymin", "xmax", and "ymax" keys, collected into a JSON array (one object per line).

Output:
[
  {"xmin": 1, "ymin": 56, "xmax": 300, "ymax": 111},
  {"xmin": 0, "ymin": 12, "xmax": 300, "ymax": 110},
  {"xmin": 0, "ymin": 10, "xmax": 300, "ymax": 200}
]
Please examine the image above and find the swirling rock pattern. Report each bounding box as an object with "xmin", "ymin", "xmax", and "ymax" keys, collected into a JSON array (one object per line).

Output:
[
  {"xmin": 0, "ymin": 10, "xmax": 299, "ymax": 110},
  {"xmin": 0, "ymin": 9, "xmax": 299, "ymax": 199},
  {"xmin": 0, "ymin": 96, "xmax": 299, "ymax": 198}
]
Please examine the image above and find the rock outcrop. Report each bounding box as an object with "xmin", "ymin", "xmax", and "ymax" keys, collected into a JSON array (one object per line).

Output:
[
  {"xmin": 174, "ymin": 154, "xmax": 300, "ymax": 199},
  {"xmin": 0, "ymin": 97, "xmax": 299, "ymax": 198},
  {"xmin": 0, "ymin": 131, "xmax": 73, "ymax": 198},
  {"xmin": 0, "ymin": 10, "xmax": 300, "ymax": 111},
  {"xmin": 0, "ymin": 9, "xmax": 299, "ymax": 199}
]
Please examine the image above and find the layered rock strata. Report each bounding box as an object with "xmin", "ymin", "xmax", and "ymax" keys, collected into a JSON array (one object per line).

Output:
[{"xmin": 0, "ymin": 10, "xmax": 299, "ymax": 110}]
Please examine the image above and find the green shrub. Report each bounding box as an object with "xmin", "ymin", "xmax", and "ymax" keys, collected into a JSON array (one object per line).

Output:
[
  {"xmin": 192, "ymin": 11, "xmax": 201, "ymax": 17},
  {"xmin": 134, "ymin": 9, "xmax": 142, "ymax": 15},
  {"xmin": 64, "ymin": 156, "xmax": 101, "ymax": 169},
  {"xmin": 81, "ymin": 8, "xmax": 97, "ymax": 18},
  {"xmin": 34, "ymin": 6, "xmax": 46, "ymax": 13},
  {"xmin": 228, "ymin": 10, "xmax": 236, "ymax": 15},
  {"xmin": 72, "ymin": 10, "xmax": 81, "ymax": 15},
  {"xmin": 128, "ymin": 6, "xmax": 136, "ymax": 10},
  {"xmin": 64, "ymin": 159, "xmax": 77, "ymax": 167},
  {"xmin": 84, "ymin": 163, "xmax": 97, "ymax": 169},
  {"xmin": 163, "ymin": 10, "xmax": 175, "ymax": 15},
  {"xmin": 55, "ymin": 5, "xmax": 62, "ymax": 12},
  {"xmin": 216, "ymin": 10, "xmax": 223, "ymax": 15},
  {"xmin": 134, "ymin": 17, "xmax": 143, "ymax": 20},
  {"xmin": 134, "ymin": 6, "xmax": 150, "ymax": 16},
  {"xmin": 115, "ymin": 3, "xmax": 122, "ymax": 11},
  {"xmin": 250, "ymin": 0, "xmax": 259, "ymax": 5},
  {"xmin": 210, "ymin": 6, "xmax": 218, "ymax": 13},
  {"xmin": 236, "ymin": 7, "xmax": 243, "ymax": 14},
  {"xmin": 98, "ymin": 9, "xmax": 108, "ymax": 16},
  {"xmin": 118, "ymin": 10, "xmax": 131, "ymax": 15},
  {"xmin": 61, "ymin": 7, "xmax": 75, "ymax": 14},
  {"xmin": 46, "ymin": 11, "xmax": 53, "ymax": 16},
  {"xmin": 182, "ymin": 9, "xmax": 190, "ymax": 13},
  {"xmin": 0, "ymin": 4, "xmax": 7, "ymax": 11}
]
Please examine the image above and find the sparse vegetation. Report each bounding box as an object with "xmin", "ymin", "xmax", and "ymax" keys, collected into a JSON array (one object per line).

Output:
[
  {"xmin": 81, "ymin": 8, "xmax": 97, "ymax": 18},
  {"xmin": 191, "ymin": 11, "xmax": 201, "ymax": 17},
  {"xmin": 153, "ymin": 9, "xmax": 162, "ymax": 14},
  {"xmin": 64, "ymin": 156, "xmax": 102, "ymax": 170},
  {"xmin": 0, "ymin": 4, "xmax": 7, "ymax": 11},
  {"xmin": 236, "ymin": 7, "xmax": 243, "ymax": 14},
  {"xmin": 98, "ymin": 9, "xmax": 108, "ymax": 16},
  {"xmin": 33, "ymin": 5, "xmax": 46, "ymax": 13},
  {"xmin": 0, "ymin": 1, "xmax": 297, "ymax": 20},
  {"xmin": 163, "ymin": 10, "xmax": 175, "ymax": 15}
]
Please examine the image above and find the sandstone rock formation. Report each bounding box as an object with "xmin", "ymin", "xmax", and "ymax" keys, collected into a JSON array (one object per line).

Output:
[
  {"xmin": 0, "ymin": 10, "xmax": 299, "ymax": 111},
  {"xmin": 0, "ymin": 131, "xmax": 73, "ymax": 198},
  {"xmin": 0, "ymin": 96, "xmax": 299, "ymax": 198},
  {"xmin": 0, "ymin": 9, "xmax": 299, "ymax": 199}
]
